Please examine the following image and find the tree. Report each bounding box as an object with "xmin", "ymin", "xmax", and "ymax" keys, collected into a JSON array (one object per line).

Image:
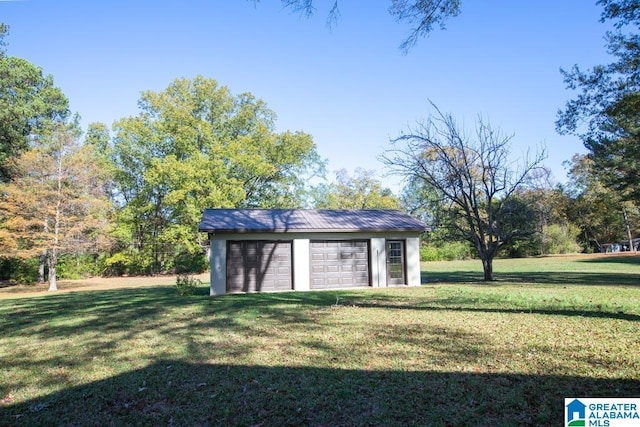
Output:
[
  {"xmin": 564, "ymin": 153, "xmax": 639, "ymax": 251},
  {"xmin": 107, "ymin": 76, "xmax": 323, "ymax": 274},
  {"xmin": 312, "ymin": 168, "xmax": 401, "ymax": 209},
  {"xmin": 0, "ymin": 124, "xmax": 112, "ymax": 290},
  {"xmin": 557, "ymin": 0, "xmax": 640, "ymax": 202},
  {"xmin": 0, "ymin": 23, "xmax": 8, "ymax": 56},
  {"xmin": 0, "ymin": 24, "xmax": 70, "ymax": 181},
  {"xmin": 251, "ymin": 0, "xmax": 461, "ymax": 51},
  {"xmin": 382, "ymin": 104, "xmax": 546, "ymax": 281}
]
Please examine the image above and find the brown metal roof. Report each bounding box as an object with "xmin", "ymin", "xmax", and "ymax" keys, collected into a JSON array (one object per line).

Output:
[{"xmin": 198, "ymin": 209, "xmax": 428, "ymax": 234}]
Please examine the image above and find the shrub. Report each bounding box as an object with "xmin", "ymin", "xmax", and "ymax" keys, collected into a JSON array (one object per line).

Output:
[
  {"xmin": 57, "ymin": 254, "xmax": 102, "ymax": 279},
  {"xmin": 0, "ymin": 257, "xmax": 40, "ymax": 285},
  {"xmin": 175, "ymin": 273, "xmax": 202, "ymax": 296},
  {"xmin": 420, "ymin": 241, "xmax": 471, "ymax": 261},
  {"xmin": 174, "ymin": 251, "xmax": 208, "ymax": 274},
  {"xmin": 505, "ymin": 233, "xmax": 543, "ymax": 258},
  {"xmin": 103, "ymin": 251, "xmax": 155, "ymax": 276},
  {"xmin": 541, "ymin": 224, "xmax": 581, "ymax": 255},
  {"xmin": 420, "ymin": 245, "xmax": 440, "ymax": 261}
]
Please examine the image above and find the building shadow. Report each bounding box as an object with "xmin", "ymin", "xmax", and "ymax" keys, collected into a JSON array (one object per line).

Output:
[{"xmin": 2, "ymin": 360, "xmax": 638, "ymax": 426}]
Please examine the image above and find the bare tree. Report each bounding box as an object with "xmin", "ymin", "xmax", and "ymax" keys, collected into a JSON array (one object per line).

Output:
[{"xmin": 382, "ymin": 104, "xmax": 547, "ymax": 280}]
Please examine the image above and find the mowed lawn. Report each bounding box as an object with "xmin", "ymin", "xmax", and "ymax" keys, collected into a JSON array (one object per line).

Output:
[{"xmin": 1, "ymin": 254, "xmax": 639, "ymax": 426}]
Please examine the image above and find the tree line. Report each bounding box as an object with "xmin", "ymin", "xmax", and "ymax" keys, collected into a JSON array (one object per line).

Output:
[{"xmin": 1, "ymin": 0, "xmax": 639, "ymax": 286}]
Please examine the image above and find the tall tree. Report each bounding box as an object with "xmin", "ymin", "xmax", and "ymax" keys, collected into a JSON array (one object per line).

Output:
[
  {"xmin": 251, "ymin": 1, "xmax": 461, "ymax": 51},
  {"xmin": 312, "ymin": 168, "xmax": 401, "ymax": 209},
  {"xmin": 0, "ymin": 23, "xmax": 8, "ymax": 56},
  {"xmin": 0, "ymin": 24, "xmax": 70, "ymax": 181},
  {"xmin": 0, "ymin": 124, "xmax": 112, "ymax": 290},
  {"xmin": 108, "ymin": 76, "xmax": 323, "ymax": 274},
  {"xmin": 564, "ymin": 153, "xmax": 639, "ymax": 250},
  {"xmin": 557, "ymin": 0, "xmax": 640, "ymax": 202},
  {"xmin": 512, "ymin": 187, "xmax": 581, "ymax": 256},
  {"xmin": 382, "ymin": 104, "xmax": 546, "ymax": 281}
]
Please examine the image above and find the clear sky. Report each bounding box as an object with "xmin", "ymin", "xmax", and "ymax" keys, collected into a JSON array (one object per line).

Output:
[{"xmin": 2, "ymin": 1, "xmax": 613, "ymax": 190}]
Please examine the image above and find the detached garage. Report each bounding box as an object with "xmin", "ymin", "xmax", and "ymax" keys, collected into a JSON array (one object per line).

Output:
[{"xmin": 198, "ymin": 209, "xmax": 428, "ymax": 296}]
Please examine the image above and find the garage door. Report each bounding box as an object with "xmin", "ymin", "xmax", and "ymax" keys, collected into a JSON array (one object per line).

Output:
[
  {"xmin": 310, "ymin": 240, "xmax": 370, "ymax": 289},
  {"xmin": 227, "ymin": 241, "xmax": 292, "ymax": 292}
]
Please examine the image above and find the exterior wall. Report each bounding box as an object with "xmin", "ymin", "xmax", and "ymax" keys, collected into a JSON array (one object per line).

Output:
[
  {"xmin": 370, "ymin": 237, "xmax": 386, "ymax": 288},
  {"xmin": 405, "ymin": 237, "xmax": 421, "ymax": 286},
  {"xmin": 293, "ymin": 239, "xmax": 310, "ymax": 291},
  {"xmin": 209, "ymin": 238, "xmax": 227, "ymax": 296},
  {"xmin": 207, "ymin": 231, "xmax": 422, "ymax": 295}
]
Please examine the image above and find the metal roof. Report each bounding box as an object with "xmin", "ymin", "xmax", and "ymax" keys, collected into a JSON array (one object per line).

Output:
[{"xmin": 198, "ymin": 209, "xmax": 428, "ymax": 234}]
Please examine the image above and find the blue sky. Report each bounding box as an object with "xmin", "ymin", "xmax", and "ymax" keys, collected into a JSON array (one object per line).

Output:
[{"xmin": 2, "ymin": 1, "xmax": 613, "ymax": 190}]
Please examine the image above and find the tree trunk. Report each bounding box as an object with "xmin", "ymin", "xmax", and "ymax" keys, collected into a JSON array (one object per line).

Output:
[
  {"xmin": 623, "ymin": 207, "xmax": 635, "ymax": 253},
  {"xmin": 38, "ymin": 249, "xmax": 47, "ymax": 283},
  {"xmin": 47, "ymin": 249, "xmax": 57, "ymax": 291},
  {"xmin": 48, "ymin": 148, "xmax": 63, "ymax": 292},
  {"xmin": 481, "ymin": 256, "xmax": 494, "ymax": 281}
]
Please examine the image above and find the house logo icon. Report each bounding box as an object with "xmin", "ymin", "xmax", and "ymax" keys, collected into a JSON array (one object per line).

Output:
[{"xmin": 566, "ymin": 399, "xmax": 587, "ymax": 427}]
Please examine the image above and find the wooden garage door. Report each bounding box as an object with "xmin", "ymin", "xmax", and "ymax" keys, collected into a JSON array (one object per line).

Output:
[
  {"xmin": 227, "ymin": 241, "xmax": 292, "ymax": 292},
  {"xmin": 310, "ymin": 240, "xmax": 370, "ymax": 289}
]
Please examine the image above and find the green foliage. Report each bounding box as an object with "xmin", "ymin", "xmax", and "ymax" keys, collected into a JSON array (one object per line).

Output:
[
  {"xmin": 420, "ymin": 227, "xmax": 472, "ymax": 261},
  {"xmin": 420, "ymin": 241, "xmax": 471, "ymax": 261},
  {"xmin": 503, "ymin": 233, "xmax": 543, "ymax": 258},
  {"xmin": 557, "ymin": 0, "xmax": 640, "ymax": 202},
  {"xmin": 103, "ymin": 248, "xmax": 208, "ymax": 277},
  {"xmin": 541, "ymin": 224, "xmax": 582, "ymax": 255},
  {"xmin": 103, "ymin": 251, "xmax": 153, "ymax": 277},
  {"xmin": 174, "ymin": 251, "xmax": 208, "ymax": 274},
  {"xmin": 564, "ymin": 154, "xmax": 640, "ymax": 250},
  {"xmin": 0, "ymin": 23, "xmax": 7, "ymax": 56},
  {"xmin": 0, "ymin": 256, "xmax": 39, "ymax": 284},
  {"xmin": 56, "ymin": 254, "xmax": 103, "ymax": 280},
  {"xmin": 400, "ymin": 176, "xmax": 442, "ymax": 226},
  {"xmin": 107, "ymin": 76, "xmax": 323, "ymax": 275},
  {"xmin": 0, "ymin": 32, "xmax": 70, "ymax": 181},
  {"xmin": 175, "ymin": 273, "xmax": 202, "ymax": 296},
  {"xmin": 312, "ymin": 168, "xmax": 400, "ymax": 209}
]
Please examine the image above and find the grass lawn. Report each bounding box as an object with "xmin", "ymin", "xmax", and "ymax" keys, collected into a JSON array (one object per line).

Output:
[{"xmin": 0, "ymin": 254, "xmax": 639, "ymax": 425}]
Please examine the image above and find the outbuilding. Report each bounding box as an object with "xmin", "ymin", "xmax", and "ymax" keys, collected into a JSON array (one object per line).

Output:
[{"xmin": 198, "ymin": 209, "xmax": 428, "ymax": 295}]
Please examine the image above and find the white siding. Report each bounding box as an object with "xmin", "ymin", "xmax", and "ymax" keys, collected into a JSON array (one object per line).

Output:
[
  {"xmin": 210, "ymin": 239, "xmax": 226, "ymax": 296},
  {"xmin": 370, "ymin": 237, "xmax": 386, "ymax": 288},
  {"xmin": 405, "ymin": 237, "xmax": 421, "ymax": 286},
  {"xmin": 293, "ymin": 239, "xmax": 310, "ymax": 291}
]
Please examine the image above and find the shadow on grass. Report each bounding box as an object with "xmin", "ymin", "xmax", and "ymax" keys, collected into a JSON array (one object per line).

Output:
[
  {"xmin": 2, "ymin": 288, "xmax": 640, "ymax": 425},
  {"xmin": 423, "ymin": 270, "xmax": 640, "ymax": 287},
  {"xmin": 578, "ymin": 254, "xmax": 640, "ymax": 266},
  {"xmin": 349, "ymin": 300, "xmax": 640, "ymax": 322},
  {"xmin": 0, "ymin": 287, "xmax": 343, "ymax": 345},
  {"xmin": 3, "ymin": 284, "xmax": 638, "ymax": 350},
  {"xmin": 2, "ymin": 360, "xmax": 638, "ymax": 426}
]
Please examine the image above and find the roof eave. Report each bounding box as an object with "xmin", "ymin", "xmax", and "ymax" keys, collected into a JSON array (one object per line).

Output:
[{"xmin": 198, "ymin": 227, "xmax": 428, "ymax": 234}]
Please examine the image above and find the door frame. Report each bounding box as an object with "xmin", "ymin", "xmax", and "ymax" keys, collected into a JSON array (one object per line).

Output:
[{"xmin": 386, "ymin": 239, "xmax": 406, "ymax": 285}]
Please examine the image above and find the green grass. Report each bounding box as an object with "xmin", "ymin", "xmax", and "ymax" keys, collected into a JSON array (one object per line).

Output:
[{"xmin": 1, "ymin": 255, "xmax": 639, "ymax": 426}]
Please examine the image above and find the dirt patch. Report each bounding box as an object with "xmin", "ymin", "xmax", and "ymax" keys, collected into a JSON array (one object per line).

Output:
[{"xmin": 0, "ymin": 272, "xmax": 210, "ymax": 298}]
